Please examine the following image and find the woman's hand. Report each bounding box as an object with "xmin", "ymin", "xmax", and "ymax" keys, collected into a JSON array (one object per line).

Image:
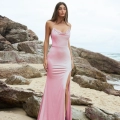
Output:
[{"xmin": 43, "ymin": 59, "xmax": 48, "ymax": 72}]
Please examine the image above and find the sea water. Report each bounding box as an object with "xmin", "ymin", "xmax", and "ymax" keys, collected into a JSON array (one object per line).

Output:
[
  {"xmin": 101, "ymin": 52, "xmax": 120, "ymax": 61},
  {"xmin": 101, "ymin": 52, "xmax": 120, "ymax": 90}
]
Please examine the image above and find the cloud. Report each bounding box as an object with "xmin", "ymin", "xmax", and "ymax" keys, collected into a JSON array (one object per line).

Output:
[{"xmin": 0, "ymin": 0, "xmax": 120, "ymax": 52}]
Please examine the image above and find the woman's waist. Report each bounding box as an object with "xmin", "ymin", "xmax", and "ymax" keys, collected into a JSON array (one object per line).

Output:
[
  {"xmin": 48, "ymin": 46, "xmax": 70, "ymax": 55},
  {"xmin": 51, "ymin": 45, "xmax": 68, "ymax": 48}
]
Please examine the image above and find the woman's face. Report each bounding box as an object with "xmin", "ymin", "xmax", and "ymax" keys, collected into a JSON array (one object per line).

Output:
[{"xmin": 58, "ymin": 4, "xmax": 66, "ymax": 17}]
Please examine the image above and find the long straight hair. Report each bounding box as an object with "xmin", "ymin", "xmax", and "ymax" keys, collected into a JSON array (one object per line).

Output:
[{"xmin": 49, "ymin": 2, "xmax": 69, "ymax": 26}]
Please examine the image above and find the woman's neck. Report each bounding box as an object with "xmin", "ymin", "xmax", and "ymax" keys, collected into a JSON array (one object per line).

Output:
[{"xmin": 55, "ymin": 17, "xmax": 65, "ymax": 24}]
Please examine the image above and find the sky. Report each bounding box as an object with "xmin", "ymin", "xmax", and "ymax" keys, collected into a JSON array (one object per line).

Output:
[{"xmin": 1, "ymin": 0, "xmax": 120, "ymax": 53}]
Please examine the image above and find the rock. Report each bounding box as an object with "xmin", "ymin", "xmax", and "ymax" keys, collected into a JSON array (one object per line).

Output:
[
  {"xmin": 109, "ymin": 74, "xmax": 120, "ymax": 80},
  {"xmin": 17, "ymin": 40, "xmax": 45, "ymax": 55},
  {"xmin": 0, "ymin": 51, "xmax": 43, "ymax": 63},
  {"xmin": 0, "ymin": 81, "xmax": 43, "ymax": 108},
  {"xmin": 0, "ymin": 15, "xmax": 38, "ymax": 44},
  {"xmin": 0, "ymin": 102, "xmax": 13, "ymax": 108},
  {"xmin": 73, "ymin": 59, "xmax": 106, "ymax": 82},
  {"xmin": 77, "ymin": 48, "xmax": 120, "ymax": 74},
  {"xmin": 113, "ymin": 112, "xmax": 120, "ymax": 120},
  {"xmin": 17, "ymin": 40, "xmax": 38, "ymax": 54},
  {"xmin": 5, "ymin": 75, "xmax": 30, "ymax": 85},
  {"xmin": 0, "ymin": 15, "xmax": 27, "ymax": 36},
  {"xmin": 71, "ymin": 46, "xmax": 80, "ymax": 58},
  {"xmin": 85, "ymin": 105, "xmax": 119, "ymax": 120},
  {"xmin": 72, "ymin": 107, "xmax": 90, "ymax": 120},
  {"xmin": 73, "ymin": 57, "xmax": 92, "ymax": 66},
  {"xmin": 27, "ymin": 29, "xmax": 38, "ymax": 41},
  {"xmin": 0, "ymin": 39, "xmax": 44, "ymax": 63},
  {"xmin": 0, "ymin": 50, "xmax": 22, "ymax": 63},
  {"xmin": 5, "ymin": 29, "xmax": 28, "ymax": 43},
  {"xmin": 19, "ymin": 52, "xmax": 43, "ymax": 63},
  {"xmin": 23, "ymin": 95, "xmax": 42, "ymax": 118},
  {"xmin": 72, "ymin": 75, "xmax": 114, "ymax": 91},
  {"xmin": 0, "ymin": 64, "xmax": 42, "ymax": 79},
  {"xmin": 0, "ymin": 34, "xmax": 15, "ymax": 51},
  {"xmin": 71, "ymin": 94, "xmax": 93, "ymax": 105},
  {"xmin": 104, "ymin": 89, "xmax": 120, "ymax": 96},
  {"xmin": 12, "ymin": 42, "xmax": 19, "ymax": 51}
]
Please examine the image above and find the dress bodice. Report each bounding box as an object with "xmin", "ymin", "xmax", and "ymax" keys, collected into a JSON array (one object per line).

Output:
[{"xmin": 51, "ymin": 27, "xmax": 71, "ymax": 47}]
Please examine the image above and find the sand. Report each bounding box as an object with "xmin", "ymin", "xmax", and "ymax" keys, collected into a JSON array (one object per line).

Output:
[
  {"xmin": 0, "ymin": 63, "xmax": 120, "ymax": 120},
  {"xmin": 0, "ymin": 108, "xmax": 35, "ymax": 120}
]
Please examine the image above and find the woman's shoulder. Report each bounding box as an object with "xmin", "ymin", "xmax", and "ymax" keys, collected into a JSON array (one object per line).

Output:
[
  {"xmin": 67, "ymin": 22, "xmax": 72, "ymax": 29},
  {"xmin": 45, "ymin": 20, "xmax": 71, "ymax": 29},
  {"xmin": 45, "ymin": 20, "xmax": 54, "ymax": 28},
  {"xmin": 46, "ymin": 20, "xmax": 71, "ymax": 25},
  {"xmin": 46, "ymin": 20, "xmax": 55, "ymax": 25},
  {"xmin": 67, "ymin": 22, "xmax": 71, "ymax": 26},
  {"xmin": 45, "ymin": 20, "xmax": 52, "ymax": 26}
]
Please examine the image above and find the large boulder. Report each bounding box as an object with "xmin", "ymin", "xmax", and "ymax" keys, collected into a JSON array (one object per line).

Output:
[
  {"xmin": 0, "ymin": 15, "xmax": 38, "ymax": 44},
  {"xmin": 72, "ymin": 108, "xmax": 90, "ymax": 120},
  {"xmin": 0, "ymin": 81, "xmax": 43, "ymax": 108},
  {"xmin": 0, "ymin": 15, "xmax": 27, "ymax": 36},
  {"xmin": 5, "ymin": 28, "xmax": 28, "ymax": 43},
  {"xmin": 71, "ymin": 46, "xmax": 80, "ymax": 58},
  {"xmin": 73, "ymin": 57, "xmax": 106, "ymax": 81},
  {"xmin": 27, "ymin": 29, "xmax": 38, "ymax": 41},
  {"xmin": 72, "ymin": 75, "xmax": 114, "ymax": 91},
  {"xmin": 17, "ymin": 40, "xmax": 41, "ymax": 54},
  {"xmin": 85, "ymin": 106, "xmax": 120, "ymax": 120},
  {"xmin": 0, "ymin": 64, "xmax": 42, "ymax": 79},
  {"xmin": 104, "ymin": 89, "xmax": 120, "ymax": 96},
  {"xmin": 5, "ymin": 75, "xmax": 30, "ymax": 85},
  {"xmin": 23, "ymin": 95, "xmax": 42, "ymax": 118},
  {"xmin": 77, "ymin": 48, "xmax": 120, "ymax": 74},
  {"xmin": 0, "ymin": 34, "xmax": 15, "ymax": 51},
  {"xmin": 71, "ymin": 94, "xmax": 92, "ymax": 105},
  {"xmin": 0, "ymin": 51, "xmax": 43, "ymax": 63}
]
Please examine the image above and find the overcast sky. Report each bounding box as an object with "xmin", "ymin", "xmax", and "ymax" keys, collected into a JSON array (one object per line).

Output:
[{"xmin": 1, "ymin": 0, "xmax": 120, "ymax": 53}]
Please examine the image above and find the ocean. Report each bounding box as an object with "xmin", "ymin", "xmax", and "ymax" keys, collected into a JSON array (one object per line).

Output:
[
  {"xmin": 101, "ymin": 52, "xmax": 120, "ymax": 62},
  {"xmin": 100, "ymin": 52, "xmax": 120, "ymax": 90}
]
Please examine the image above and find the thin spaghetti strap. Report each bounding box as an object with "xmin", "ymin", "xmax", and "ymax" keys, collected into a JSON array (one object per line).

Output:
[
  {"xmin": 51, "ymin": 22, "xmax": 71, "ymax": 33},
  {"xmin": 52, "ymin": 22, "xmax": 57, "ymax": 29},
  {"xmin": 50, "ymin": 22, "xmax": 56, "ymax": 34}
]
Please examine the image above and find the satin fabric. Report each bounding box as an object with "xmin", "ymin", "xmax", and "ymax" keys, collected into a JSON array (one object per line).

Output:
[{"xmin": 37, "ymin": 27, "xmax": 72, "ymax": 120}]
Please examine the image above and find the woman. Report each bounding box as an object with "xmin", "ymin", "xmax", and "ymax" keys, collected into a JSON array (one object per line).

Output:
[{"xmin": 37, "ymin": 2, "xmax": 74, "ymax": 120}]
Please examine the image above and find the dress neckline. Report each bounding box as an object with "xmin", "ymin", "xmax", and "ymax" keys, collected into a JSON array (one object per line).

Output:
[{"xmin": 52, "ymin": 27, "xmax": 70, "ymax": 34}]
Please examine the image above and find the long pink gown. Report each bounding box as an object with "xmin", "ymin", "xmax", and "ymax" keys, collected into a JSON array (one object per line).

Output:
[{"xmin": 37, "ymin": 26, "xmax": 72, "ymax": 120}]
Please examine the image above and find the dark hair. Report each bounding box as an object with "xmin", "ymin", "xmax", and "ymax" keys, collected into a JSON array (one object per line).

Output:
[{"xmin": 49, "ymin": 2, "xmax": 69, "ymax": 25}]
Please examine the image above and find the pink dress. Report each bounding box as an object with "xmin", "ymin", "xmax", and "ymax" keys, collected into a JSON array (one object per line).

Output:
[{"xmin": 37, "ymin": 26, "xmax": 72, "ymax": 120}]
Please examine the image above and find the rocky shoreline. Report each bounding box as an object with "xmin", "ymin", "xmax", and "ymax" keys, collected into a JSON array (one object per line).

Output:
[{"xmin": 0, "ymin": 15, "xmax": 120, "ymax": 120}]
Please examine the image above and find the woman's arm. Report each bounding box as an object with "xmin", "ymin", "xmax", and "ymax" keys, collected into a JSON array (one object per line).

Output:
[{"xmin": 43, "ymin": 21, "xmax": 51, "ymax": 60}]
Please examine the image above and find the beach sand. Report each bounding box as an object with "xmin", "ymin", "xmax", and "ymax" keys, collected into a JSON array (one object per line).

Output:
[
  {"xmin": 0, "ymin": 108, "xmax": 35, "ymax": 120},
  {"xmin": 0, "ymin": 63, "xmax": 120, "ymax": 120}
]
